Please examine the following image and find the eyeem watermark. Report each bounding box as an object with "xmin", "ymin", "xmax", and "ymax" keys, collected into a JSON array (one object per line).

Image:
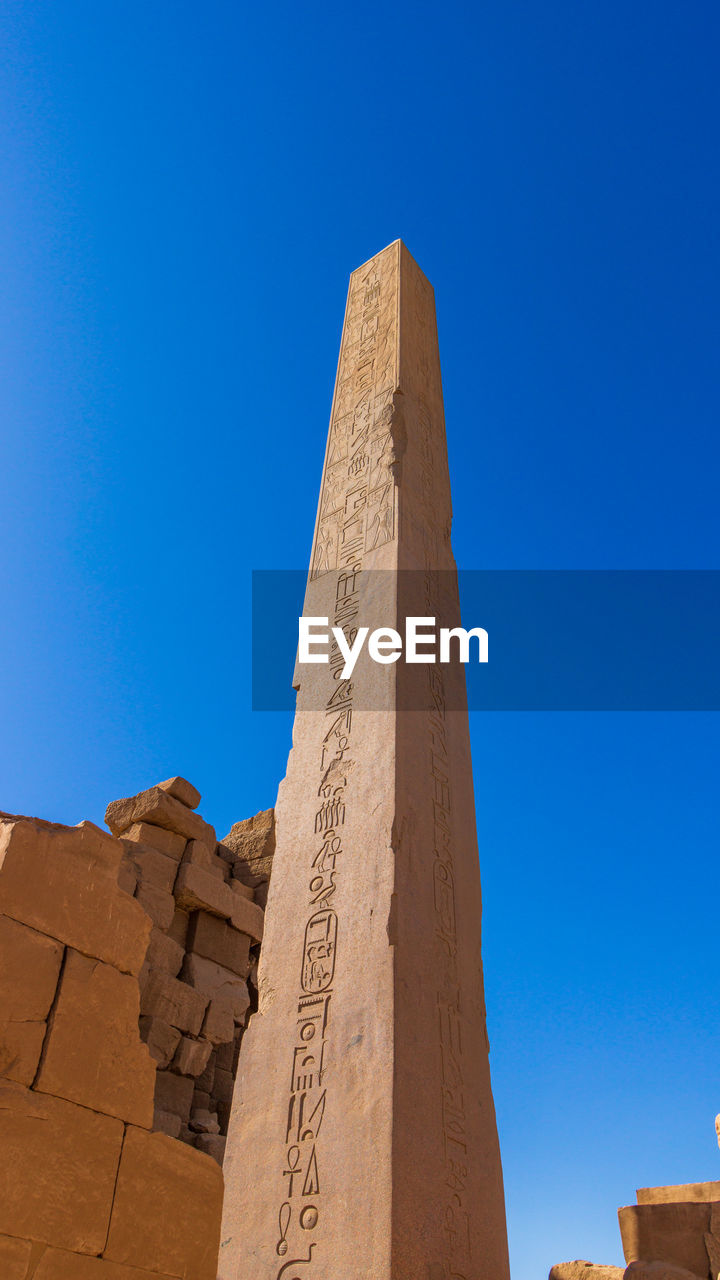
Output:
[{"xmin": 298, "ymin": 616, "xmax": 489, "ymax": 679}]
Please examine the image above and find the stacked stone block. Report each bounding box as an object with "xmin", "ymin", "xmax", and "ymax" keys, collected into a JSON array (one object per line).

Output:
[
  {"xmin": 106, "ymin": 778, "xmax": 267, "ymax": 1163},
  {"xmin": 0, "ymin": 810, "xmax": 223, "ymax": 1280}
]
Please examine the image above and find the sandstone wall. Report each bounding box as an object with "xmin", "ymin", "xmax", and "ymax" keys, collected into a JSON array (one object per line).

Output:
[{"xmin": 0, "ymin": 780, "xmax": 275, "ymax": 1280}]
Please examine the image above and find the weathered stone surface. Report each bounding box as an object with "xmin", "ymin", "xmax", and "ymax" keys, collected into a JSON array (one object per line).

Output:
[
  {"xmin": 182, "ymin": 954, "xmax": 250, "ymax": 1023},
  {"xmin": 0, "ymin": 915, "xmax": 63, "ymax": 1085},
  {"xmin": 173, "ymin": 1035, "xmax": 212, "ymax": 1078},
  {"xmin": 105, "ymin": 787, "xmax": 215, "ymax": 848},
  {"xmin": 215, "ymin": 1039, "xmax": 234, "ymax": 1072},
  {"xmin": 121, "ymin": 822, "xmax": 186, "ymax": 860},
  {"xmin": 0, "ymin": 1233, "xmax": 33, "ymax": 1278},
  {"xmin": 201, "ymin": 998, "xmax": 235, "ymax": 1046},
  {"xmin": 34, "ymin": 1247, "xmax": 177, "ymax": 1278},
  {"xmin": 549, "ymin": 1266, "xmax": 624, "ymax": 1280},
  {"xmin": 144, "ymin": 927, "xmax": 184, "ymax": 977},
  {"xmin": 189, "ymin": 1108, "xmax": 220, "ymax": 1134},
  {"xmin": 196, "ymin": 1133, "xmax": 226, "ymax": 1165},
  {"xmin": 624, "ymin": 1264, "xmax": 708, "ymax": 1280},
  {"xmin": 35, "ymin": 949, "xmax": 155, "ymax": 1127},
  {"xmin": 104, "ymin": 1125, "xmax": 223, "ymax": 1280},
  {"xmin": 182, "ymin": 839, "xmax": 226, "ymax": 881},
  {"xmin": 619, "ymin": 1203, "xmax": 712, "ymax": 1278},
  {"xmin": 704, "ymin": 1232, "xmax": 720, "ymax": 1279},
  {"xmin": 167, "ymin": 907, "xmax": 190, "ymax": 947},
  {"xmin": 116, "ymin": 860, "xmax": 137, "ymax": 895},
  {"xmin": 221, "ymin": 809, "xmax": 275, "ymax": 907},
  {"xmin": 122, "ymin": 843, "xmax": 178, "ymax": 893},
  {"xmin": 154, "ymin": 1069, "xmax": 194, "ymax": 1119},
  {"xmin": 153, "ymin": 1107, "xmax": 182, "ymax": 1138},
  {"xmin": 0, "ymin": 815, "xmax": 149, "ymax": 975},
  {"xmin": 228, "ymin": 891, "xmax": 263, "ymax": 942},
  {"xmin": 157, "ymin": 776, "xmax": 202, "ymax": 810},
  {"xmin": 139, "ymin": 1015, "xmax": 182, "ymax": 1068},
  {"xmin": 196, "ymin": 1054, "xmax": 216, "ymax": 1092},
  {"xmin": 638, "ymin": 1184, "xmax": 720, "ymax": 1205},
  {"xmin": 229, "ymin": 877, "xmax": 254, "ymax": 900},
  {"xmin": 140, "ymin": 971, "xmax": 207, "ymax": 1035},
  {"xmin": 174, "ymin": 863, "xmax": 234, "ymax": 919},
  {"xmin": 187, "ymin": 910, "xmax": 251, "ymax": 976},
  {"xmin": 220, "ymin": 244, "xmax": 510, "ymax": 1280},
  {"xmin": 134, "ymin": 884, "xmax": 175, "ymax": 931},
  {"xmin": 0, "ymin": 1080, "xmax": 123, "ymax": 1253},
  {"xmin": 212, "ymin": 1065, "xmax": 234, "ymax": 1106}
]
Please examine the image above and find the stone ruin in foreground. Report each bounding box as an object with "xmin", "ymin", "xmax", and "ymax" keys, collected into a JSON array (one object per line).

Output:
[{"xmin": 1, "ymin": 243, "xmax": 718, "ymax": 1280}]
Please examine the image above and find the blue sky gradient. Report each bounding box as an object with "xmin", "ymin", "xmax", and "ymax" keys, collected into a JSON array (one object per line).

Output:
[{"xmin": 1, "ymin": 3, "xmax": 719, "ymax": 1276}]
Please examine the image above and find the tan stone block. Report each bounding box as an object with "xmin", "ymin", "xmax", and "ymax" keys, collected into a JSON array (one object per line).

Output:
[
  {"xmin": 174, "ymin": 863, "xmax": 234, "ymax": 918},
  {"xmin": 105, "ymin": 787, "xmax": 215, "ymax": 848},
  {"xmin": 0, "ymin": 1080, "xmax": 123, "ymax": 1252},
  {"xmin": 105, "ymin": 1125, "xmax": 223, "ymax": 1280},
  {"xmin": 706, "ymin": 1235, "xmax": 720, "ymax": 1280},
  {"xmin": 116, "ymin": 860, "xmax": 137, "ymax": 895},
  {"xmin": 173, "ymin": 1035, "xmax": 213, "ymax": 1078},
  {"xmin": 190, "ymin": 1107, "xmax": 220, "ymax": 1134},
  {"xmin": 0, "ymin": 1233, "xmax": 33, "ymax": 1279},
  {"xmin": 154, "ymin": 1069, "xmax": 195, "ymax": 1119},
  {"xmin": 187, "ymin": 910, "xmax": 251, "ymax": 976},
  {"xmin": 139, "ymin": 1016, "xmax": 181, "ymax": 1068},
  {"xmin": 140, "ymin": 971, "xmax": 207, "ymax": 1035},
  {"xmin": 181, "ymin": 839, "xmax": 226, "ymax": 881},
  {"xmin": 157, "ymin": 776, "xmax": 201, "ymax": 809},
  {"xmin": 167, "ymin": 907, "xmax": 190, "ymax": 947},
  {"xmin": 619, "ymin": 1203, "xmax": 712, "ymax": 1278},
  {"xmin": 221, "ymin": 808, "xmax": 275, "ymax": 876},
  {"xmin": 215, "ymin": 1039, "xmax": 234, "ymax": 1072},
  {"xmin": 195, "ymin": 1053, "xmax": 216, "ymax": 1092},
  {"xmin": 229, "ymin": 876, "xmax": 254, "ymax": 900},
  {"xmin": 201, "ymin": 998, "xmax": 235, "ymax": 1046},
  {"xmin": 182, "ymin": 954, "xmax": 250, "ymax": 1023},
  {"xmin": 121, "ymin": 822, "xmax": 186, "ymax": 860},
  {"xmin": 195, "ymin": 1133, "xmax": 226, "ymax": 1165},
  {"xmin": 228, "ymin": 891, "xmax": 264, "ymax": 943},
  {"xmin": 122, "ymin": 842, "xmax": 178, "ymax": 893},
  {"xmin": 0, "ymin": 915, "xmax": 64, "ymax": 1085},
  {"xmin": 193, "ymin": 1088, "xmax": 211, "ymax": 1109},
  {"xmin": 0, "ymin": 816, "xmax": 149, "ymax": 975},
  {"xmin": 549, "ymin": 1266, "xmax": 624, "ymax": 1280},
  {"xmin": 34, "ymin": 1247, "xmax": 177, "ymax": 1278},
  {"xmin": 212, "ymin": 1066, "xmax": 234, "ymax": 1107},
  {"xmin": 624, "ymin": 1265, "xmax": 708, "ymax": 1280},
  {"xmin": 638, "ymin": 1183, "xmax": 720, "ymax": 1205},
  {"xmin": 35, "ymin": 949, "xmax": 155, "ymax": 1127},
  {"xmin": 153, "ymin": 1107, "xmax": 182, "ymax": 1138},
  {"xmin": 134, "ymin": 884, "xmax": 175, "ymax": 931},
  {"xmin": 144, "ymin": 927, "xmax": 184, "ymax": 977}
]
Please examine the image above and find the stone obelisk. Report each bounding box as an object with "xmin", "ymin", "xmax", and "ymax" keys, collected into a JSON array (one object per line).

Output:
[{"xmin": 221, "ymin": 241, "xmax": 510, "ymax": 1280}]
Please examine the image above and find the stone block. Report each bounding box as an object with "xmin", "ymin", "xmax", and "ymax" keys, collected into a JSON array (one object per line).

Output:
[
  {"xmin": 144, "ymin": 927, "xmax": 184, "ymax": 977},
  {"xmin": 104, "ymin": 1125, "xmax": 223, "ymax": 1280},
  {"xmin": 213, "ymin": 1066, "xmax": 234, "ymax": 1107},
  {"xmin": 619, "ymin": 1203, "xmax": 712, "ymax": 1278},
  {"xmin": 182, "ymin": 954, "xmax": 250, "ymax": 1023},
  {"xmin": 705, "ymin": 1233, "xmax": 720, "ymax": 1278},
  {"xmin": 153, "ymin": 1107, "xmax": 182, "ymax": 1138},
  {"xmin": 187, "ymin": 910, "xmax": 251, "ymax": 976},
  {"xmin": 157, "ymin": 776, "xmax": 202, "ymax": 809},
  {"xmin": 196, "ymin": 1133, "xmax": 226, "ymax": 1165},
  {"xmin": 139, "ymin": 1016, "xmax": 182, "ymax": 1069},
  {"xmin": 190, "ymin": 1108, "xmax": 220, "ymax": 1134},
  {"xmin": 167, "ymin": 907, "xmax": 190, "ymax": 947},
  {"xmin": 0, "ymin": 816, "xmax": 149, "ymax": 975},
  {"xmin": 182, "ymin": 839, "xmax": 226, "ymax": 881},
  {"xmin": 201, "ymin": 998, "xmax": 235, "ymax": 1046},
  {"xmin": 140, "ymin": 971, "xmax": 208, "ymax": 1035},
  {"xmin": 0, "ymin": 1080, "xmax": 123, "ymax": 1253},
  {"xmin": 228, "ymin": 892, "xmax": 264, "ymax": 944},
  {"xmin": 34, "ymin": 1247, "xmax": 177, "ymax": 1278},
  {"xmin": 173, "ymin": 1035, "xmax": 213, "ymax": 1078},
  {"xmin": 0, "ymin": 1233, "xmax": 33, "ymax": 1279},
  {"xmin": 221, "ymin": 808, "xmax": 275, "ymax": 878},
  {"xmin": 549, "ymin": 1266, "xmax": 624, "ymax": 1280},
  {"xmin": 174, "ymin": 863, "xmax": 234, "ymax": 919},
  {"xmin": 0, "ymin": 915, "xmax": 63, "ymax": 1085},
  {"xmin": 121, "ymin": 822, "xmax": 186, "ymax": 860},
  {"xmin": 116, "ymin": 860, "xmax": 137, "ymax": 895},
  {"xmin": 196, "ymin": 1053, "xmax": 216, "ymax": 1092},
  {"xmin": 215, "ymin": 1039, "xmax": 234, "ymax": 1072},
  {"xmin": 154, "ymin": 1069, "xmax": 195, "ymax": 1120},
  {"xmin": 35, "ymin": 949, "xmax": 155, "ymax": 1127},
  {"xmin": 229, "ymin": 876, "xmax": 254, "ymax": 900},
  {"xmin": 624, "ymin": 1265, "xmax": 708, "ymax": 1280},
  {"xmin": 638, "ymin": 1184, "xmax": 720, "ymax": 1205},
  {"xmin": 134, "ymin": 884, "xmax": 175, "ymax": 931},
  {"xmin": 193, "ymin": 1088, "xmax": 211, "ymax": 1109},
  {"xmin": 105, "ymin": 787, "xmax": 215, "ymax": 848},
  {"xmin": 216, "ymin": 1099, "xmax": 231, "ymax": 1132},
  {"xmin": 122, "ymin": 842, "xmax": 178, "ymax": 893}
]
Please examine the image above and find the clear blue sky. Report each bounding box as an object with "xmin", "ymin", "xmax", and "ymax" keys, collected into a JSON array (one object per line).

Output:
[{"xmin": 1, "ymin": 3, "xmax": 719, "ymax": 1276}]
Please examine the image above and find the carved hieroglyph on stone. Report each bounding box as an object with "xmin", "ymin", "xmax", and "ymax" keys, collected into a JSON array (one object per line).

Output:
[{"xmin": 220, "ymin": 241, "xmax": 510, "ymax": 1280}]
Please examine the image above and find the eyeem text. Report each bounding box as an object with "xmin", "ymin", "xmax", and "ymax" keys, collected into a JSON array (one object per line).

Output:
[{"xmin": 298, "ymin": 616, "xmax": 489, "ymax": 679}]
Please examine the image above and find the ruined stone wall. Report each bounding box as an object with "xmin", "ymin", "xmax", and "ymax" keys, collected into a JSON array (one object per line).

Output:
[{"xmin": 0, "ymin": 779, "xmax": 275, "ymax": 1280}]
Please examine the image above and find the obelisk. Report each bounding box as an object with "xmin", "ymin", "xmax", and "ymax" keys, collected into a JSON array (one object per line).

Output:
[{"xmin": 220, "ymin": 241, "xmax": 510, "ymax": 1280}]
